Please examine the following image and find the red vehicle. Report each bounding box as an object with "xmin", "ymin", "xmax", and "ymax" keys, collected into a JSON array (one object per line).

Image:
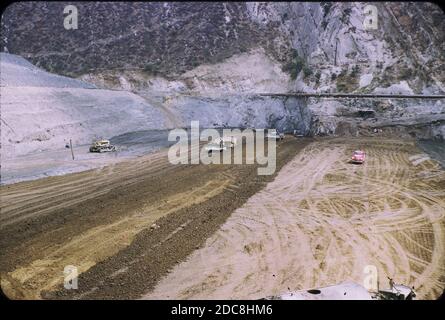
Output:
[{"xmin": 351, "ymin": 150, "xmax": 366, "ymax": 164}]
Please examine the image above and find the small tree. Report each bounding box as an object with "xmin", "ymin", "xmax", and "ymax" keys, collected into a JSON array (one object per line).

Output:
[
  {"xmin": 282, "ymin": 49, "xmax": 306, "ymax": 80},
  {"xmin": 303, "ymin": 65, "xmax": 313, "ymax": 77}
]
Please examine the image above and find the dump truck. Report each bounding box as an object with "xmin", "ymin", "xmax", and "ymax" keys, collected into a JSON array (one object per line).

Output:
[{"xmin": 89, "ymin": 139, "xmax": 116, "ymax": 153}]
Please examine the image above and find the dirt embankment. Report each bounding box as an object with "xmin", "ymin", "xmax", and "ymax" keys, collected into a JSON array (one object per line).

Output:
[
  {"xmin": 144, "ymin": 138, "xmax": 445, "ymax": 300},
  {"xmin": 2, "ymin": 137, "xmax": 444, "ymax": 300},
  {"xmin": 0, "ymin": 137, "xmax": 309, "ymax": 299}
]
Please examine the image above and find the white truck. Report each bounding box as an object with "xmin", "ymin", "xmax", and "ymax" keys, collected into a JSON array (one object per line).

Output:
[
  {"xmin": 266, "ymin": 130, "xmax": 284, "ymax": 140},
  {"xmin": 204, "ymin": 136, "xmax": 237, "ymax": 153}
]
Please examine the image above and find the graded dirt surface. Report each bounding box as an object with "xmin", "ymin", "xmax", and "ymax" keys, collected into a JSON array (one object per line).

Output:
[
  {"xmin": 0, "ymin": 136, "xmax": 308, "ymax": 299},
  {"xmin": 143, "ymin": 138, "xmax": 445, "ymax": 300},
  {"xmin": 1, "ymin": 137, "xmax": 444, "ymax": 300}
]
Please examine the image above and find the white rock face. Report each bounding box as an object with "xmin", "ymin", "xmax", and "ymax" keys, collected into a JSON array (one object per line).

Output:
[
  {"xmin": 1, "ymin": 52, "xmax": 95, "ymax": 89},
  {"xmin": 179, "ymin": 48, "xmax": 292, "ymax": 94},
  {"xmin": 359, "ymin": 73, "xmax": 373, "ymax": 88},
  {"xmin": 81, "ymin": 48, "xmax": 293, "ymax": 95},
  {"xmin": 118, "ymin": 76, "xmax": 132, "ymax": 91},
  {"xmin": 374, "ymin": 81, "xmax": 414, "ymax": 95},
  {"xmin": 1, "ymin": 53, "xmax": 311, "ymax": 162},
  {"xmin": 307, "ymin": 96, "xmax": 445, "ymax": 139},
  {"xmin": 164, "ymin": 94, "xmax": 311, "ymax": 134},
  {"xmin": 66, "ymin": 2, "xmax": 443, "ymax": 97},
  {"xmin": 246, "ymin": 2, "xmax": 444, "ymax": 95}
]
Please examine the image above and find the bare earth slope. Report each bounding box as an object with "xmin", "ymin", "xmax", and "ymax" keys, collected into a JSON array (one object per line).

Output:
[
  {"xmin": 0, "ymin": 138, "xmax": 308, "ymax": 299},
  {"xmin": 1, "ymin": 138, "xmax": 444, "ymax": 299},
  {"xmin": 0, "ymin": 53, "xmax": 168, "ymax": 160},
  {"xmin": 144, "ymin": 138, "xmax": 445, "ymax": 300}
]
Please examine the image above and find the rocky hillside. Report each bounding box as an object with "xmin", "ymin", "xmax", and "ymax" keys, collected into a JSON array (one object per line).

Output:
[
  {"xmin": 2, "ymin": 2, "xmax": 444, "ymax": 94},
  {"xmin": 0, "ymin": 53, "xmax": 168, "ymax": 158},
  {"xmin": 1, "ymin": 2, "xmax": 444, "ymax": 147},
  {"xmin": 1, "ymin": 52, "xmax": 310, "ymax": 159},
  {"xmin": 1, "ymin": 2, "xmax": 291, "ymax": 79}
]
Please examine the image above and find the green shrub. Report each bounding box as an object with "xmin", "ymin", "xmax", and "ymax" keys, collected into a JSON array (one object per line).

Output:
[
  {"xmin": 303, "ymin": 65, "xmax": 313, "ymax": 77},
  {"xmin": 143, "ymin": 64, "xmax": 155, "ymax": 72},
  {"xmin": 315, "ymin": 71, "xmax": 321, "ymax": 84},
  {"xmin": 143, "ymin": 64, "xmax": 160, "ymax": 75},
  {"xmin": 400, "ymin": 68, "xmax": 413, "ymax": 80},
  {"xmin": 321, "ymin": 20, "xmax": 328, "ymax": 30},
  {"xmin": 335, "ymin": 67, "xmax": 359, "ymax": 92},
  {"xmin": 341, "ymin": 8, "xmax": 352, "ymax": 23},
  {"xmin": 322, "ymin": 3, "xmax": 333, "ymax": 18},
  {"xmin": 336, "ymin": 82, "xmax": 348, "ymax": 92},
  {"xmin": 282, "ymin": 50, "xmax": 307, "ymax": 80},
  {"xmin": 350, "ymin": 65, "xmax": 360, "ymax": 77}
]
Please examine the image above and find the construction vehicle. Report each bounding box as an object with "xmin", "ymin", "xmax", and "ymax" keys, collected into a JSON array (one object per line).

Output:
[
  {"xmin": 89, "ymin": 139, "xmax": 116, "ymax": 153},
  {"xmin": 267, "ymin": 130, "xmax": 284, "ymax": 140},
  {"xmin": 204, "ymin": 136, "xmax": 237, "ymax": 153},
  {"xmin": 205, "ymin": 142, "xmax": 227, "ymax": 153},
  {"xmin": 215, "ymin": 136, "xmax": 237, "ymax": 148}
]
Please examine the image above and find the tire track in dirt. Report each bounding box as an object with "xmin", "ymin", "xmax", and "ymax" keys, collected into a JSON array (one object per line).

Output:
[
  {"xmin": 0, "ymin": 151, "xmax": 173, "ymax": 226},
  {"xmin": 1, "ymin": 137, "xmax": 310, "ymax": 299},
  {"xmin": 143, "ymin": 138, "xmax": 445, "ymax": 300},
  {"xmin": 0, "ymin": 142, "xmax": 210, "ymax": 298},
  {"xmin": 0, "ymin": 143, "xmax": 208, "ymax": 227},
  {"xmin": 1, "ymin": 179, "xmax": 231, "ymax": 299}
]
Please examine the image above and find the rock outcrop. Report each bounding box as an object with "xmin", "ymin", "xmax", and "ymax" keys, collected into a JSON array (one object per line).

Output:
[
  {"xmin": 1, "ymin": 2, "xmax": 444, "ymax": 148},
  {"xmin": 2, "ymin": 2, "xmax": 444, "ymax": 94}
]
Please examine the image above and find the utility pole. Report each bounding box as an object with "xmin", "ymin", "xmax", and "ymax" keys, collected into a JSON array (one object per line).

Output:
[{"xmin": 70, "ymin": 139, "xmax": 75, "ymax": 160}]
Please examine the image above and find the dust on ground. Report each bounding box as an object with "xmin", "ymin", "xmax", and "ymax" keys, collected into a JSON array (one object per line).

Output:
[
  {"xmin": 0, "ymin": 136, "xmax": 307, "ymax": 299},
  {"xmin": 143, "ymin": 138, "xmax": 445, "ymax": 300}
]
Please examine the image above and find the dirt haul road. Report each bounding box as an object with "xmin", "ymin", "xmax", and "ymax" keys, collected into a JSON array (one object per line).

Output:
[
  {"xmin": 144, "ymin": 138, "xmax": 445, "ymax": 300},
  {"xmin": 0, "ymin": 137, "xmax": 309, "ymax": 299},
  {"xmin": 1, "ymin": 137, "xmax": 444, "ymax": 300}
]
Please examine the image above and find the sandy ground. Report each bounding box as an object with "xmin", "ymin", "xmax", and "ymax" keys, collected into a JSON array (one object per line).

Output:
[
  {"xmin": 0, "ymin": 136, "xmax": 306, "ymax": 299},
  {"xmin": 1, "ymin": 145, "xmax": 129, "ymax": 185},
  {"xmin": 143, "ymin": 138, "xmax": 445, "ymax": 300},
  {"xmin": 1, "ymin": 137, "xmax": 444, "ymax": 300},
  {"xmin": 1, "ymin": 130, "xmax": 174, "ymax": 185}
]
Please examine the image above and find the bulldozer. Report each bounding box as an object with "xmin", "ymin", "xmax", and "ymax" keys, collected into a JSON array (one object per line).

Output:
[{"xmin": 89, "ymin": 139, "xmax": 116, "ymax": 153}]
